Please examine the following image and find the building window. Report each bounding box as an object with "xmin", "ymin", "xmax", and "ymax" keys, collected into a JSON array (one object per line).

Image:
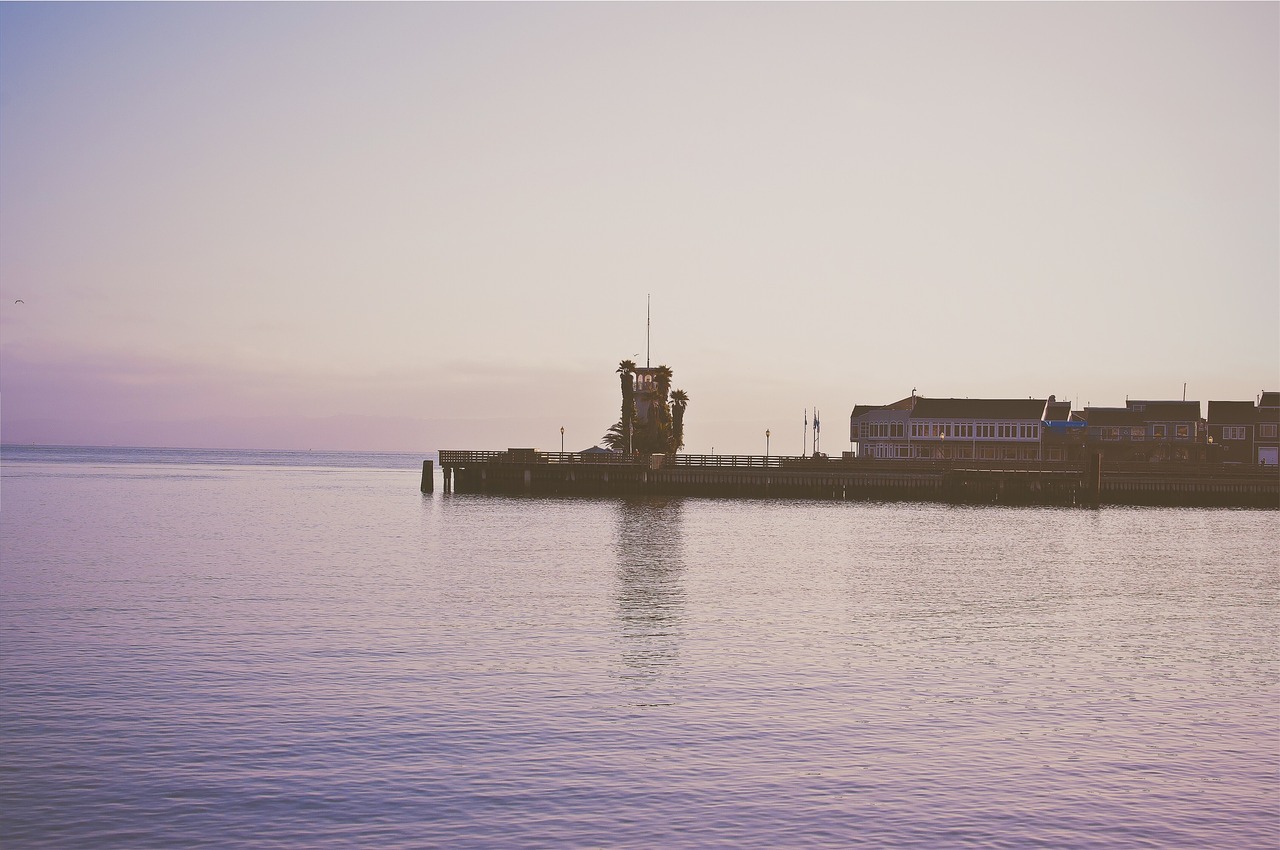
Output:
[
  {"xmin": 1259, "ymin": 424, "xmax": 1277, "ymax": 439},
  {"xmin": 1103, "ymin": 427, "xmax": 1120, "ymax": 441},
  {"xmin": 1176, "ymin": 425, "xmax": 1189, "ymax": 439},
  {"xmin": 1223, "ymin": 426, "xmax": 1247, "ymax": 440},
  {"xmin": 1152, "ymin": 425, "xmax": 1167, "ymax": 438}
]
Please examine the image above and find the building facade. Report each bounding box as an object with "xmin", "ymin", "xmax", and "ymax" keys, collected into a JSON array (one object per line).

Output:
[
  {"xmin": 1083, "ymin": 400, "xmax": 1207, "ymax": 462},
  {"xmin": 850, "ymin": 396, "xmax": 1053, "ymax": 461},
  {"xmin": 1206, "ymin": 393, "xmax": 1277, "ymax": 465},
  {"xmin": 1207, "ymin": 400, "xmax": 1256, "ymax": 464},
  {"xmin": 1254, "ymin": 392, "xmax": 1278, "ymax": 465}
]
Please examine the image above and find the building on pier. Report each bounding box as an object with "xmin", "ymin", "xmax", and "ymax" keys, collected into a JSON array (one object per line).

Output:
[
  {"xmin": 1081, "ymin": 400, "xmax": 1207, "ymax": 463},
  {"xmin": 1209, "ymin": 392, "xmax": 1280, "ymax": 465},
  {"xmin": 850, "ymin": 395, "xmax": 1058, "ymax": 461},
  {"xmin": 1258, "ymin": 392, "xmax": 1279, "ymax": 465}
]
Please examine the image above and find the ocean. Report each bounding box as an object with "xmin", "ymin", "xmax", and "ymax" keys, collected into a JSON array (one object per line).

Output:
[{"xmin": 1, "ymin": 445, "xmax": 1276, "ymax": 849}]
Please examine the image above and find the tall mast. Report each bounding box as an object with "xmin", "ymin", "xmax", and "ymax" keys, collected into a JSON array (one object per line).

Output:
[{"xmin": 646, "ymin": 294, "xmax": 650, "ymax": 368}]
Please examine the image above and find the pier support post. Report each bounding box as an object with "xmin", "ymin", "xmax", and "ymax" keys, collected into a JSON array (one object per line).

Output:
[
  {"xmin": 421, "ymin": 459, "xmax": 434, "ymax": 493},
  {"xmin": 1085, "ymin": 451, "xmax": 1102, "ymax": 506}
]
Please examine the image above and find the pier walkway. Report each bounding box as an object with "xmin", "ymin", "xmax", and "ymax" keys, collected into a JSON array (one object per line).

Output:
[{"xmin": 431, "ymin": 450, "xmax": 1278, "ymax": 508}]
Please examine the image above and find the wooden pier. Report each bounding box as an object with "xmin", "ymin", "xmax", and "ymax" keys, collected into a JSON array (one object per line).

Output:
[{"xmin": 433, "ymin": 451, "xmax": 1278, "ymax": 508}]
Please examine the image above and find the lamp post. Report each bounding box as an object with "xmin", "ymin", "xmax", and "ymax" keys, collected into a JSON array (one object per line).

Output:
[
  {"xmin": 766, "ymin": 429, "xmax": 771, "ymax": 458},
  {"xmin": 560, "ymin": 426, "xmax": 564, "ymax": 455}
]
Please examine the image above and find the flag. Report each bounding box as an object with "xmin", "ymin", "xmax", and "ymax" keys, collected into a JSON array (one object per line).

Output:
[{"xmin": 814, "ymin": 410, "xmax": 820, "ymax": 433}]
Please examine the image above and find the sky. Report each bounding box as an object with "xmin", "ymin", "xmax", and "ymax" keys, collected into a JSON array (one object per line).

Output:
[{"xmin": 1, "ymin": 2, "xmax": 1276, "ymax": 454}]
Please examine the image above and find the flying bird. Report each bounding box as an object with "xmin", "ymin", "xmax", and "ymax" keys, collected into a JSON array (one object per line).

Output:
[{"xmin": 14, "ymin": 299, "xmax": 23, "ymax": 304}]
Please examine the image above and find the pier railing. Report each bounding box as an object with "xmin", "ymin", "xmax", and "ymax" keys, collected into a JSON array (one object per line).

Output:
[{"xmin": 671, "ymin": 454, "xmax": 785, "ymax": 469}]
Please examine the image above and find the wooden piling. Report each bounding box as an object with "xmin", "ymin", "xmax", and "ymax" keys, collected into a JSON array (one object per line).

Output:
[{"xmin": 421, "ymin": 459, "xmax": 434, "ymax": 493}]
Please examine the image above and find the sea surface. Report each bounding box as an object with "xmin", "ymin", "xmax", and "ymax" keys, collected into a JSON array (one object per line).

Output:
[{"xmin": 1, "ymin": 445, "xmax": 1276, "ymax": 849}]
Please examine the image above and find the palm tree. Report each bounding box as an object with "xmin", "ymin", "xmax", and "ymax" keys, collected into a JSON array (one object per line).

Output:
[
  {"xmin": 653, "ymin": 365, "xmax": 673, "ymax": 404},
  {"xmin": 669, "ymin": 389, "xmax": 689, "ymax": 453},
  {"xmin": 617, "ymin": 359, "xmax": 636, "ymax": 455},
  {"xmin": 601, "ymin": 421, "xmax": 627, "ymax": 452}
]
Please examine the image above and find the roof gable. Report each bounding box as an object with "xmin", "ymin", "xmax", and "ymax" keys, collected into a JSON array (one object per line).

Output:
[
  {"xmin": 1126, "ymin": 400, "xmax": 1201, "ymax": 421},
  {"xmin": 1043, "ymin": 400, "xmax": 1072, "ymax": 421},
  {"xmin": 1084, "ymin": 407, "xmax": 1145, "ymax": 426},
  {"xmin": 910, "ymin": 397, "xmax": 1046, "ymax": 420},
  {"xmin": 1207, "ymin": 401, "xmax": 1256, "ymax": 425}
]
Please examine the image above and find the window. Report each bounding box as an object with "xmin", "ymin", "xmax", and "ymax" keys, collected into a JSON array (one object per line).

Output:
[
  {"xmin": 1259, "ymin": 424, "xmax": 1277, "ymax": 439},
  {"xmin": 1103, "ymin": 427, "xmax": 1120, "ymax": 441},
  {"xmin": 1152, "ymin": 425, "xmax": 1167, "ymax": 438},
  {"xmin": 1176, "ymin": 425, "xmax": 1189, "ymax": 438},
  {"xmin": 1223, "ymin": 426, "xmax": 1247, "ymax": 440}
]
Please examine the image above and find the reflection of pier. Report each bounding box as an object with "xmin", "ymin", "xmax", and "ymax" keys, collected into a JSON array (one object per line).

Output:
[
  {"xmin": 613, "ymin": 498, "xmax": 684, "ymax": 680},
  {"xmin": 433, "ymin": 450, "xmax": 1279, "ymax": 508}
]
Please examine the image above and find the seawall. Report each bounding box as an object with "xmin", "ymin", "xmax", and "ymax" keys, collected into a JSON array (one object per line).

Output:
[{"xmin": 434, "ymin": 451, "xmax": 1279, "ymax": 508}]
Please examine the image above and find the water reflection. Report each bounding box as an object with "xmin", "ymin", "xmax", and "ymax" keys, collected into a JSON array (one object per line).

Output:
[{"xmin": 613, "ymin": 496, "xmax": 686, "ymax": 681}]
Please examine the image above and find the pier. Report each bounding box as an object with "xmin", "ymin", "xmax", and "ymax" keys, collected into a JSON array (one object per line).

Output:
[{"xmin": 434, "ymin": 451, "xmax": 1278, "ymax": 508}]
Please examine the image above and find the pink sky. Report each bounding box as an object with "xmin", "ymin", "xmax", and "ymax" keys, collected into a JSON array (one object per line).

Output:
[{"xmin": 2, "ymin": 3, "xmax": 1276, "ymax": 453}]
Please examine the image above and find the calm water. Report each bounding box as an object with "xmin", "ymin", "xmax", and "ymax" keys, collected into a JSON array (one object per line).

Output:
[{"xmin": 1, "ymin": 445, "xmax": 1276, "ymax": 849}]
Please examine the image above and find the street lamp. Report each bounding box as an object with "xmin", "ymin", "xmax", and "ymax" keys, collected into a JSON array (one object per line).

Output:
[
  {"xmin": 766, "ymin": 429, "xmax": 771, "ymax": 457},
  {"xmin": 560, "ymin": 426, "xmax": 565, "ymax": 455}
]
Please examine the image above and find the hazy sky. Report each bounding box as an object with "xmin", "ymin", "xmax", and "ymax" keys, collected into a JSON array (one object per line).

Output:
[{"xmin": 2, "ymin": 2, "xmax": 1276, "ymax": 453}]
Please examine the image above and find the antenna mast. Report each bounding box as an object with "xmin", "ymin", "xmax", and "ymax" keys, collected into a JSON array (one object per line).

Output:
[{"xmin": 646, "ymin": 294, "xmax": 651, "ymax": 368}]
